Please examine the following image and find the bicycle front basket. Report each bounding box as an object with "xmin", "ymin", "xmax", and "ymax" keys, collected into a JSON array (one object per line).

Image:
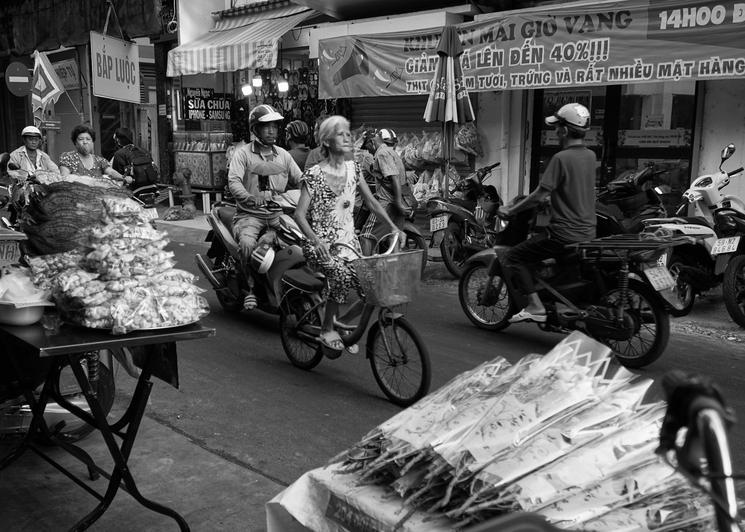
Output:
[{"xmin": 352, "ymin": 250, "xmax": 422, "ymax": 307}]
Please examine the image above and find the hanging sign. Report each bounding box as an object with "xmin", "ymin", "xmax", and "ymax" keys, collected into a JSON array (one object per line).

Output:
[
  {"xmin": 180, "ymin": 88, "xmax": 232, "ymax": 121},
  {"xmin": 54, "ymin": 58, "xmax": 86, "ymax": 90},
  {"xmin": 90, "ymin": 31, "xmax": 140, "ymax": 103},
  {"xmin": 318, "ymin": 0, "xmax": 745, "ymax": 98}
]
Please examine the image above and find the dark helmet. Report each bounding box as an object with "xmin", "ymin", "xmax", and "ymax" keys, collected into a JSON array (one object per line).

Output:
[
  {"xmin": 545, "ymin": 103, "xmax": 591, "ymax": 133},
  {"xmin": 248, "ymin": 104, "xmax": 284, "ymax": 131},
  {"xmin": 286, "ymin": 120, "xmax": 309, "ymax": 142},
  {"xmin": 114, "ymin": 127, "xmax": 133, "ymax": 145}
]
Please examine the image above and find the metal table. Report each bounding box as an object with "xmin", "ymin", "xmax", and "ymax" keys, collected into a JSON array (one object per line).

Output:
[{"xmin": 0, "ymin": 321, "xmax": 215, "ymax": 531}]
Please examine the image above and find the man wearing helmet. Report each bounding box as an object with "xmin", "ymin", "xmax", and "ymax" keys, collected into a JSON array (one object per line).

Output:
[
  {"xmin": 9, "ymin": 126, "xmax": 59, "ymax": 174},
  {"xmin": 285, "ymin": 119, "xmax": 311, "ymax": 169},
  {"xmin": 228, "ymin": 104, "xmax": 303, "ymax": 309},
  {"xmin": 359, "ymin": 128, "xmax": 408, "ymax": 255},
  {"xmin": 497, "ymin": 102, "xmax": 597, "ymax": 323}
]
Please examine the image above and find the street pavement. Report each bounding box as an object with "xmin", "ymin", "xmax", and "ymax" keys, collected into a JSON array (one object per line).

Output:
[{"xmin": 1, "ymin": 212, "xmax": 743, "ymax": 532}]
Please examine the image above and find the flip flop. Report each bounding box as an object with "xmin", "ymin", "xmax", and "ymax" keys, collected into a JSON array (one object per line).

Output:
[
  {"xmin": 509, "ymin": 309, "xmax": 547, "ymax": 323},
  {"xmin": 319, "ymin": 330, "xmax": 344, "ymax": 351},
  {"xmin": 345, "ymin": 343, "xmax": 359, "ymax": 355},
  {"xmin": 243, "ymin": 294, "xmax": 257, "ymax": 310}
]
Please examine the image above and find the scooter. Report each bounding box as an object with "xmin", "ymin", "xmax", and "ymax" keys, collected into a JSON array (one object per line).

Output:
[
  {"xmin": 641, "ymin": 144, "xmax": 745, "ymax": 319},
  {"xmin": 195, "ymin": 191, "xmax": 319, "ymax": 315},
  {"xmin": 427, "ymin": 161, "xmax": 501, "ymax": 278}
]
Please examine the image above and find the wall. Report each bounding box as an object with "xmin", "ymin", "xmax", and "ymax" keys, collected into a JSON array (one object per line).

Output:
[
  {"xmin": 696, "ymin": 80, "xmax": 745, "ymax": 203},
  {"xmin": 177, "ymin": 0, "xmax": 225, "ymax": 44},
  {"xmin": 476, "ymin": 90, "xmax": 529, "ymax": 203}
]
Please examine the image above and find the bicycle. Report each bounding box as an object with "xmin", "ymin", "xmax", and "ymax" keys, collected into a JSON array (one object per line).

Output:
[{"xmin": 277, "ymin": 235, "xmax": 431, "ymax": 407}]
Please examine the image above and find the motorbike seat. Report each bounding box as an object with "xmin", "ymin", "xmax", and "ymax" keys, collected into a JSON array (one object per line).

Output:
[
  {"xmin": 217, "ymin": 205, "xmax": 237, "ymax": 231},
  {"xmin": 680, "ymin": 216, "xmax": 713, "ymax": 228},
  {"xmin": 282, "ymin": 268, "xmax": 324, "ymax": 292}
]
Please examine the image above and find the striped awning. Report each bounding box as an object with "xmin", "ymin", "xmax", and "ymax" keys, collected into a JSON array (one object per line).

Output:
[{"xmin": 166, "ymin": 9, "xmax": 312, "ymax": 77}]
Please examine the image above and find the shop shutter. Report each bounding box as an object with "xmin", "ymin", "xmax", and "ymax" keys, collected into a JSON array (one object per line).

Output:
[{"xmin": 349, "ymin": 96, "xmax": 440, "ymax": 134}]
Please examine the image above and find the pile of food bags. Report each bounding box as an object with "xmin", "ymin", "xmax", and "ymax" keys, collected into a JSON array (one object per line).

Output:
[
  {"xmin": 334, "ymin": 332, "xmax": 718, "ymax": 530},
  {"xmin": 27, "ymin": 197, "xmax": 208, "ymax": 334}
]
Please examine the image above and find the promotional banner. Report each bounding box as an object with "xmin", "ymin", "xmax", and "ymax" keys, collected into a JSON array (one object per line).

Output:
[
  {"xmin": 90, "ymin": 31, "xmax": 140, "ymax": 104},
  {"xmin": 318, "ymin": 0, "xmax": 745, "ymax": 98}
]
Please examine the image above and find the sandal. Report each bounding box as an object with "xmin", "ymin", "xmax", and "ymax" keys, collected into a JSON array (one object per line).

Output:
[
  {"xmin": 319, "ymin": 330, "xmax": 344, "ymax": 351},
  {"xmin": 508, "ymin": 308, "xmax": 547, "ymax": 324},
  {"xmin": 243, "ymin": 293, "xmax": 258, "ymax": 310},
  {"xmin": 345, "ymin": 343, "xmax": 359, "ymax": 355}
]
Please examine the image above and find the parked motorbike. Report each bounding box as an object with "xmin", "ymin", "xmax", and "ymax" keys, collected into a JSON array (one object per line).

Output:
[
  {"xmin": 459, "ymin": 209, "xmax": 688, "ymax": 368},
  {"xmin": 427, "ymin": 161, "xmax": 502, "ymax": 278},
  {"xmin": 641, "ymin": 144, "xmax": 745, "ymax": 320}
]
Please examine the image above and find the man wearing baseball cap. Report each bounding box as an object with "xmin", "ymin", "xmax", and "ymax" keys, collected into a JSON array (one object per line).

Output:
[{"xmin": 9, "ymin": 125, "xmax": 59, "ymax": 174}]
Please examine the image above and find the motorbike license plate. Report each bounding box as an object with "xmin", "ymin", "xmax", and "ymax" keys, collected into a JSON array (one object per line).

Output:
[
  {"xmin": 430, "ymin": 214, "xmax": 449, "ymax": 232},
  {"xmin": 0, "ymin": 241, "xmax": 21, "ymax": 268},
  {"xmin": 711, "ymin": 236, "xmax": 741, "ymax": 255},
  {"xmin": 644, "ymin": 265, "xmax": 676, "ymax": 291},
  {"xmin": 143, "ymin": 207, "xmax": 159, "ymax": 221}
]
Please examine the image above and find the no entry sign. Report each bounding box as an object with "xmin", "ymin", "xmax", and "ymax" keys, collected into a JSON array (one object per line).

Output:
[{"xmin": 4, "ymin": 61, "xmax": 32, "ymax": 97}]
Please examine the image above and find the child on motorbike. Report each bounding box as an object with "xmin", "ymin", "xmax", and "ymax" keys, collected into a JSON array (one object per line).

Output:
[{"xmin": 497, "ymin": 102, "xmax": 597, "ymax": 323}]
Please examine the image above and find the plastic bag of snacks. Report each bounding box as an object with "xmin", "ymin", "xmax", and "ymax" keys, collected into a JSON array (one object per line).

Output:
[{"xmin": 454, "ymin": 122, "xmax": 483, "ymax": 157}]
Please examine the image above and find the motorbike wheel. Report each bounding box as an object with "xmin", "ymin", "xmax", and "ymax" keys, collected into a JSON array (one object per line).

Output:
[
  {"xmin": 403, "ymin": 231, "xmax": 428, "ymax": 278},
  {"xmin": 368, "ymin": 316, "xmax": 431, "ymax": 407},
  {"xmin": 595, "ymin": 279, "xmax": 670, "ymax": 369},
  {"xmin": 279, "ymin": 293, "xmax": 324, "ymax": 370},
  {"xmin": 458, "ymin": 263, "xmax": 513, "ymax": 331},
  {"xmin": 39, "ymin": 359, "xmax": 115, "ymax": 444},
  {"xmin": 440, "ymin": 222, "xmax": 468, "ymax": 278},
  {"xmin": 723, "ymin": 254, "xmax": 745, "ymax": 328},
  {"xmin": 667, "ymin": 253, "xmax": 697, "ymax": 317}
]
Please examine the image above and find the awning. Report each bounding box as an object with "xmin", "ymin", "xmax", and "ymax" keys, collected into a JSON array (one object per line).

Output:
[{"xmin": 166, "ymin": 9, "xmax": 313, "ymax": 77}]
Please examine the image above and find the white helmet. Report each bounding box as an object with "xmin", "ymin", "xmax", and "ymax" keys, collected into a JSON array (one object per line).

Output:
[
  {"xmin": 21, "ymin": 126, "xmax": 42, "ymax": 137},
  {"xmin": 250, "ymin": 243, "xmax": 275, "ymax": 274},
  {"xmin": 545, "ymin": 103, "xmax": 591, "ymax": 133}
]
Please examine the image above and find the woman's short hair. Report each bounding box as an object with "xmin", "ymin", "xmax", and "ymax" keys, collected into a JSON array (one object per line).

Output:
[
  {"xmin": 71, "ymin": 124, "xmax": 96, "ymax": 144},
  {"xmin": 318, "ymin": 115, "xmax": 349, "ymax": 158}
]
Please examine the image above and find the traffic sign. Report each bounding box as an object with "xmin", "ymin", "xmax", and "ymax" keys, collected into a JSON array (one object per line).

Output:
[{"xmin": 5, "ymin": 61, "xmax": 32, "ymax": 97}]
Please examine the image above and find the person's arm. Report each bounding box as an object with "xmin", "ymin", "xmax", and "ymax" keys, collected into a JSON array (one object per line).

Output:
[
  {"xmin": 293, "ymin": 180, "xmax": 331, "ymax": 262},
  {"xmin": 41, "ymin": 153, "xmax": 59, "ymax": 173},
  {"xmin": 227, "ymin": 149, "xmax": 262, "ymax": 207},
  {"xmin": 58, "ymin": 152, "xmax": 72, "ymax": 176},
  {"xmin": 101, "ymin": 158, "xmax": 127, "ymax": 183},
  {"xmin": 358, "ymin": 177, "xmax": 403, "ymax": 244},
  {"xmin": 502, "ymin": 186, "xmax": 551, "ymax": 217},
  {"xmin": 286, "ymin": 155, "xmax": 302, "ymax": 189},
  {"xmin": 377, "ymin": 151, "xmax": 406, "ymax": 212}
]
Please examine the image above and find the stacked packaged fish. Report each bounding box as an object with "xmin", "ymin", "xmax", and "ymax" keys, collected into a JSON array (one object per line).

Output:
[
  {"xmin": 335, "ymin": 333, "xmax": 719, "ymax": 531},
  {"xmin": 27, "ymin": 197, "xmax": 208, "ymax": 334}
]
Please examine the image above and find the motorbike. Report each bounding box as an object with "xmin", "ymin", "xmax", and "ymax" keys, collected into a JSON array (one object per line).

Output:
[
  {"xmin": 427, "ymin": 161, "xmax": 502, "ymax": 278},
  {"xmin": 458, "ymin": 208, "xmax": 688, "ymax": 368},
  {"xmin": 195, "ymin": 191, "xmax": 316, "ymax": 314},
  {"xmin": 641, "ymin": 144, "xmax": 745, "ymax": 320}
]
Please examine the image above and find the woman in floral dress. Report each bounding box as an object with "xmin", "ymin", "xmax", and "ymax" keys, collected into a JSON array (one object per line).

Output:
[
  {"xmin": 58, "ymin": 124, "xmax": 128, "ymax": 184},
  {"xmin": 294, "ymin": 115, "xmax": 400, "ymax": 352}
]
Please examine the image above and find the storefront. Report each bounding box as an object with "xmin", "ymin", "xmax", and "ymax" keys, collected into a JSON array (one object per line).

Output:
[
  {"xmin": 165, "ymin": 0, "xmax": 325, "ymax": 193},
  {"xmin": 317, "ymin": 0, "xmax": 745, "ymax": 207}
]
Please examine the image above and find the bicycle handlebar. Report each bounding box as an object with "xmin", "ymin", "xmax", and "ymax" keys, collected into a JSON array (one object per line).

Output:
[{"xmin": 727, "ymin": 167, "xmax": 744, "ymax": 177}]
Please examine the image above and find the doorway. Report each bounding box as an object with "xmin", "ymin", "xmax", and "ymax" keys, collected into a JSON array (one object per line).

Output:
[{"xmin": 530, "ymin": 82, "xmax": 698, "ymax": 213}]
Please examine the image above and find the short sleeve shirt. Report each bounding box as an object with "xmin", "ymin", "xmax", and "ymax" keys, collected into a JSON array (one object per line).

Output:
[
  {"xmin": 58, "ymin": 151, "xmax": 111, "ymax": 178},
  {"xmin": 371, "ymin": 144, "xmax": 406, "ymax": 206},
  {"xmin": 539, "ymin": 145, "xmax": 597, "ymax": 243}
]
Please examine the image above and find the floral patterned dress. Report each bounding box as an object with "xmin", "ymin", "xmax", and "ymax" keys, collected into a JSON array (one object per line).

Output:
[
  {"xmin": 301, "ymin": 160, "xmax": 362, "ymax": 304},
  {"xmin": 58, "ymin": 151, "xmax": 111, "ymax": 178}
]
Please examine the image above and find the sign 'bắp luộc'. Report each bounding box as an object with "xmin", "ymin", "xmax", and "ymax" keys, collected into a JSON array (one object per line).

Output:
[{"xmin": 317, "ymin": 0, "xmax": 745, "ymax": 98}]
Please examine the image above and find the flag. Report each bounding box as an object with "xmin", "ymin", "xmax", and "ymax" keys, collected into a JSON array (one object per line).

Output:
[{"xmin": 31, "ymin": 50, "xmax": 65, "ymax": 124}]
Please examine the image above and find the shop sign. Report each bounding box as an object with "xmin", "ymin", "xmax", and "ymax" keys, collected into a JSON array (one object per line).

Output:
[
  {"xmin": 318, "ymin": 0, "xmax": 745, "ymax": 98},
  {"xmin": 90, "ymin": 31, "xmax": 140, "ymax": 104},
  {"xmin": 618, "ymin": 129, "xmax": 692, "ymax": 147},
  {"xmin": 181, "ymin": 88, "xmax": 232, "ymax": 121},
  {"xmin": 53, "ymin": 58, "xmax": 86, "ymax": 90}
]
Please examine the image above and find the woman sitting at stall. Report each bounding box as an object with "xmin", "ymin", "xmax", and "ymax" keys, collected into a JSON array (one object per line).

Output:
[
  {"xmin": 294, "ymin": 115, "xmax": 401, "ymax": 353},
  {"xmin": 58, "ymin": 124, "xmax": 129, "ymax": 185}
]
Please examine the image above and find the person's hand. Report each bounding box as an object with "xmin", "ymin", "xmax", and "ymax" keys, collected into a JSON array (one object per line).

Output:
[
  {"xmin": 314, "ymin": 239, "xmax": 331, "ymax": 262},
  {"xmin": 124, "ymin": 175, "xmax": 134, "ymax": 186}
]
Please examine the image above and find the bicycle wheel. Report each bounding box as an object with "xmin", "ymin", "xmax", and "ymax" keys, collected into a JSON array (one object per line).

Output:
[
  {"xmin": 368, "ymin": 316, "xmax": 430, "ymax": 407},
  {"xmin": 279, "ymin": 293, "xmax": 323, "ymax": 370}
]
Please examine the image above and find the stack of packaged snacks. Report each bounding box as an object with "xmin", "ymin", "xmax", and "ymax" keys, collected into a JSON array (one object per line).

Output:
[{"xmin": 28, "ymin": 197, "xmax": 209, "ymax": 333}]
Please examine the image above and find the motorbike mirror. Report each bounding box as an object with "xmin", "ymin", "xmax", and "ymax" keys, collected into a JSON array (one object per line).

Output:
[{"xmin": 721, "ymin": 143, "xmax": 736, "ymax": 163}]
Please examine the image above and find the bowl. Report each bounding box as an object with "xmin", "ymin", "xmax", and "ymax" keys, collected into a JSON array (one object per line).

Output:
[{"xmin": 0, "ymin": 301, "xmax": 48, "ymax": 326}]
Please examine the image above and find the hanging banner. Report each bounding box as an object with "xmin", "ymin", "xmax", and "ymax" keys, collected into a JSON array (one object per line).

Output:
[
  {"xmin": 90, "ymin": 31, "xmax": 140, "ymax": 103},
  {"xmin": 318, "ymin": 0, "xmax": 745, "ymax": 98}
]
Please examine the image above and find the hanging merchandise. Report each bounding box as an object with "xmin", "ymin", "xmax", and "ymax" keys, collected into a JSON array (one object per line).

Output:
[{"xmin": 454, "ymin": 122, "xmax": 483, "ymax": 157}]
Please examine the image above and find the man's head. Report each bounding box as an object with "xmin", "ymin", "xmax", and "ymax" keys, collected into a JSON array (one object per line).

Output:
[
  {"xmin": 378, "ymin": 128, "xmax": 397, "ymax": 146},
  {"xmin": 545, "ymin": 103, "xmax": 590, "ymax": 140},
  {"xmin": 114, "ymin": 127, "xmax": 133, "ymax": 147},
  {"xmin": 249, "ymin": 104, "xmax": 284, "ymax": 147},
  {"xmin": 286, "ymin": 120, "xmax": 310, "ymax": 145},
  {"xmin": 21, "ymin": 126, "xmax": 42, "ymax": 150}
]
